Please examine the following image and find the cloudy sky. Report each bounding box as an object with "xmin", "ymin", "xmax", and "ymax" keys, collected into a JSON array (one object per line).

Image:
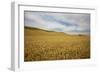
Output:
[{"xmin": 24, "ymin": 11, "xmax": 90, "ymax": 35}]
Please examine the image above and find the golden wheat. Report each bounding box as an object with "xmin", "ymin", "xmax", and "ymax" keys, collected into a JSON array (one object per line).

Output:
[{"xmin": 24, "ymin": 27, "xmax": 90, "ymax": 61}]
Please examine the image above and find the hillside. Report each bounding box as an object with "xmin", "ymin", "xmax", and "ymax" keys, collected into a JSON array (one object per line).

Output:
[
  {"xmin": 24, "ymin": 26, "xmax": 68, "ymax": 36},
  {"xmin": 24, "ymin": 26, "xmax": 90, "ymax": 61}
]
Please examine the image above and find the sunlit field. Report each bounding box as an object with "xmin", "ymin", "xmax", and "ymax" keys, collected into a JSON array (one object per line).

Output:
[{"xmin": 24, "ymin": 27, "xmax": 90, "ymax": 61}]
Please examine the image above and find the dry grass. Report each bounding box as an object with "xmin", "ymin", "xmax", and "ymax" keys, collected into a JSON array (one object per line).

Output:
[{"xmin": 24, "ymin": 27, "xmax": 90, "ymax": 61}]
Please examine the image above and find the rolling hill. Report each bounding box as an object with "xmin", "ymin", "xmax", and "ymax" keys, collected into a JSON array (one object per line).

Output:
[{"xmin": 24, "ymin": 26, "xmax": 90, "ymax": 61}]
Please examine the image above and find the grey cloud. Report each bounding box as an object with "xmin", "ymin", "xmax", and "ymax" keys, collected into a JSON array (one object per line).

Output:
[{"xmin": 24, "ymin": 11, "xmax": 90, "ymax": 35}]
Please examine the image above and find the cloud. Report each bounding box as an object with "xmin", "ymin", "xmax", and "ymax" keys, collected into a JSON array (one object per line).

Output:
[{"xmin": 24, "ymin": 11, "xmax": 90, "ymax": 35}]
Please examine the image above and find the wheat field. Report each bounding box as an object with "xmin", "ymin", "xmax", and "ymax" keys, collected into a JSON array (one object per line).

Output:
[{"xmin": 24, "ymin": 27, "xmax": 90, "ymax": 61}]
